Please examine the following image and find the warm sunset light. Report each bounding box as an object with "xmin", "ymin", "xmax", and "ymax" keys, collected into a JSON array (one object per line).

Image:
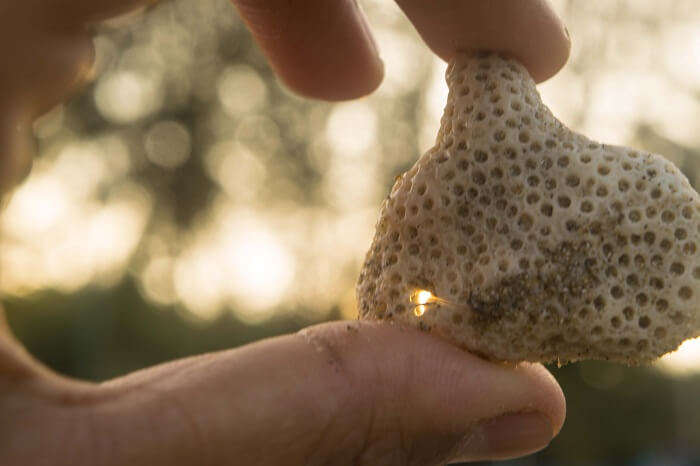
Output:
[{"xmin": 413, "ymin": 290, "xmax": 435, "ymax": 306}]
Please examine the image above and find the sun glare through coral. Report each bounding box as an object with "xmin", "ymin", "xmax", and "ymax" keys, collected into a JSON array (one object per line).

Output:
[{"xmin": 657, "ymin": 337, "xmax": 700, "ymax": 376}]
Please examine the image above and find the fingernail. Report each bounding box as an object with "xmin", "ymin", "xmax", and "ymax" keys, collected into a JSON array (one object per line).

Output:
[{"xmin": 454, "ymin": 412, "xmax": 553, "ymax": 461}]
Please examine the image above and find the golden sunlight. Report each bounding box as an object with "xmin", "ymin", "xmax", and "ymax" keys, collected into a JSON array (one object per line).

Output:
[
  {"xmin": 325, "ymin": 102, "xmax": 377, "ymax": 159},
  {"xmin": 413, "ymin": 304, "xmax": 426, "ymax": 317},
  {"xmin": 172, "ymin": 209, "xmax": 295, "ymax": 322},
  {"xmin": 412, "ymin": 290, "xmax": 434, "ymax": 306},
  {"xmin": 224, "ymin": 226, "xmax": 295, "ymax": 318},
  {"xmin": 656, "ymin": 337, "xmax": 700, "ymax": 377}
]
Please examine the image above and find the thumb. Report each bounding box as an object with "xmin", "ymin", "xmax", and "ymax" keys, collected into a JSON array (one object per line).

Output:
[{"xmin": 88, "ymin": 321, "xmax": 565, "ymax": 465}]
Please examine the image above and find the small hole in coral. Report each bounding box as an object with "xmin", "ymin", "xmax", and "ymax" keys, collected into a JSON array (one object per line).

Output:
[
  {"xmin": 679, "ymin": 286, "xmax": 693, "ymax": 300},
  {"xmin": 636, "ymin": 293, "xmax": 648, "ymax": 306},
  {"xmin": 638, "ymin": 316, "xmax": 651, "ymax": 328},
  {"xmin": 643, "ymin": 232, "xmax": 656, "ymax": 245},
  {"xmin": 670, "ymin": 262, "xmax": 685, "ymax": 275},
  {"xmin": 611, "ymin": 286, "xmax": 623, "ymax": 299},
  {"xmin": 683, "ymin": 242, "xmax": 697, "ymax": 255},
  {"xmin": 526, "ymin": 193, "xmax": 540, "ymax": 204},
  {"xmin": 565, "ymin": 174, "xmax": 580, "ymax": 187},
  {"xmin": 656, "ymin": 299, "xmax": 668, "ymax": 312},
  {"xmin": 527, "ymin": 175, "xmax": 540, "ymax": 187},
  {"xmin": 474, "ymin": 150, "xmax": 488, "ymax": 162},
  {"xmin": 650, "ymin": 277, "xmax": 664, "ymax": 289},
  {"xmin": 594, "ymin": 296, "xmax": 606, "ymax": 311},
  {"xmin": 518, "ymin": 214, "xmax": 534, "ymax": 231}
]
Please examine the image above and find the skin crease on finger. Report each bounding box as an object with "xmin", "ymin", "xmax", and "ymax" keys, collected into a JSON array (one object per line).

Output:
[{"xmin": 0, "ymin": 1, "xmax": 569, "ymax": 465}]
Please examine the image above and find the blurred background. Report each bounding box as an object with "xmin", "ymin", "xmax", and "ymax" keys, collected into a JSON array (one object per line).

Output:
[{"xmin": 2, "ymin": 0, "xmax": 699, "ymax": 464}]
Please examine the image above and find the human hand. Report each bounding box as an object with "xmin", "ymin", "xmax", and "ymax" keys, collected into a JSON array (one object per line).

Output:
[
  {"xmin": 0, "ymin": 1, "xmax": 570, "ymax": 465},
  {"xmin": 2, "ymin": 319, "xmax": 565, "ymax": 465},
  {"xmin": 0, "ymin": 0, "xmax": 570, "ymax": 192}
]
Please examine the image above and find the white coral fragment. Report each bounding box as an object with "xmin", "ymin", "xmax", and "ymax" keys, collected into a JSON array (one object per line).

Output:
[{"xmin": 357, "ymin": 52, "xmax": 700, "ymax": 364}]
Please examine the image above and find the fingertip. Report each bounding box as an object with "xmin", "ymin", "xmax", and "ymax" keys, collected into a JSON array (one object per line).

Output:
[
  {"xmin": 397, "ymin": 0, "xmax": 571, "ymax": 83},
  {"xmin": 321, "ymin": 321, "xmax": 567, "ymax": 461},
  {"xmin": 232, "ymin": 0, "xmax": 384, "ymax": 101},
  {"xmin": 276, "ymin": 54, "xmax": 384, "ymax": 101},
  {"xmin": 513, "ymin": 362, "xmax": 567, "ymax": 436},
  {"xmin": 527, "ymin": 8, "xmax": 571, "ymax": 83}
]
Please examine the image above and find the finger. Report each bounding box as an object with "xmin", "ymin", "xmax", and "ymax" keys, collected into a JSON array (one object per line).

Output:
[
  {"xmin": 34, "ymin": 0, "xmax": 159, "ymax": 25},
  {"xmin": 90, "ymin": 321, "xmax": 565, "ymax": 465},
  {"xmin": 0, "ymin": 26, "xmax": 93, "ymax": 193},
  {"xmin": 230, "ymin": 0, "xmax": 384, "ymax": 100},
  {"xmin": 0, "ymin": 109, "xmax": 33, "ymax": 194},
  {"xmin": 395, "ymin": 0, "xmax": 571, "ymax": 83},
  {"xmin": 0, "ymin": 0, "xmax": 147, "ymax": 193}
]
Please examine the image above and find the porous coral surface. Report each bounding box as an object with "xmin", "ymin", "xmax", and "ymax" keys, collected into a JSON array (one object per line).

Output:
[{"xmin": 357, "ymin": 52, "xmax": 700, "ymax": 364}]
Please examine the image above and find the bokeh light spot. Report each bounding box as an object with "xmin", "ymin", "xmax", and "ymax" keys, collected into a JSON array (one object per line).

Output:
[
  {"xmin": 325, "ymin": 102, "xmax": 377, "ymax": 159},
  {"xmin": 144, "ymin": 120, "xmax": 192, "ymax": 169},
  {"xmin": 95, "ymin": 70, "xmax": 164, "ymax": 123},
  {"xmin": 217, "ymin": 65, "xmax": 268, "ymax": 116}
]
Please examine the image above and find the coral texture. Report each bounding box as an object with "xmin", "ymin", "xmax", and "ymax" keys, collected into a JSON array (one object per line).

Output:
[{"xmin": 357, "ymin": 52, "xmax": 700, "ymax": 364}]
